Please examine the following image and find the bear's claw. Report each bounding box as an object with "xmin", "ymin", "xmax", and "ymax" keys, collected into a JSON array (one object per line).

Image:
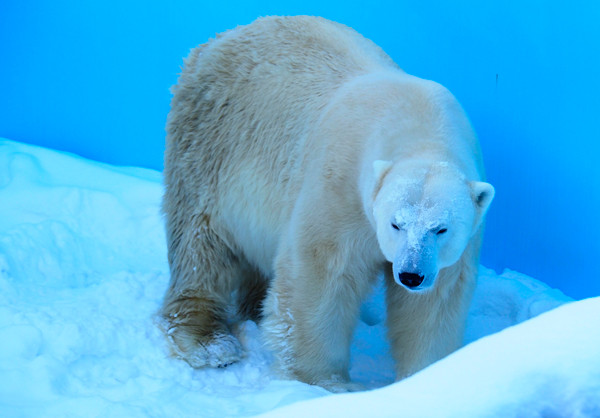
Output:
[{"xmin": 180, "ymin": 333, "xmax": 244, "ymax": 369}]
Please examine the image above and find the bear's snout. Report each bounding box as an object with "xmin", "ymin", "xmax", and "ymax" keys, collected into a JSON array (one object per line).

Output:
[{"xmin": 398, "ymin": 272, "xmax": 425, "ymax": 288}]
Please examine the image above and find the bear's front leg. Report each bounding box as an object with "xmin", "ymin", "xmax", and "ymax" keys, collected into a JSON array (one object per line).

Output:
[
  {"xmin": 263, "ymin": 238, "xmax": 376, "ymax": 392},
  {"xmin": 384, "ymin": 263, "xmax": 476, "ymax": 379}
]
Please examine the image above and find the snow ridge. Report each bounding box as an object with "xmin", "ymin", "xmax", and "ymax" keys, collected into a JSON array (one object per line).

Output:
[{"xmin": 1, "ymin": 139, "xmax": 596, "ymax": 417}]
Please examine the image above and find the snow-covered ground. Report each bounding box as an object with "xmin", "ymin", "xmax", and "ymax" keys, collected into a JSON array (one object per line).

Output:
[{"xmin": 0, "ymin": 138, "xmax": 597, "ymax": 417}]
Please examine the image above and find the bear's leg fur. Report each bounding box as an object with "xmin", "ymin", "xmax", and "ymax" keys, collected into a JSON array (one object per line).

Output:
[
  {"xmin": 263, "ymin": 235, "xmax": 378, "ymax": 392},
  {"xmin": 384, "ymin": 257, "xmax": 477, "ymax": 379},
  {"xmin": 236, "ymin": 266, "xmax": 269, "ymax": 322},
  {"xmin": 161, "ymin": 213, "xmax": 255, "ymax": 368}
]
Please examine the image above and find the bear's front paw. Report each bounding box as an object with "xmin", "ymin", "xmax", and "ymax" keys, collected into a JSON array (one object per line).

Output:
[{"xmin": 169, "ymin": 329, "xmax": 244, "ymax": 368}]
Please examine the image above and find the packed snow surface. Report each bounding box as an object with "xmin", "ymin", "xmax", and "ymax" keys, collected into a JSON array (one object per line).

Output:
[{"xmin": 0, "ymin": 138, "xmax": 597, "ymax": 417}]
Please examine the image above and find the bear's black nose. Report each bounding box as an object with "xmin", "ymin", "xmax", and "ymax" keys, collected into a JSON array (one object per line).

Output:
[{"xmin": 399, "ymin": 272, "xmax": 425, "ymax": 288}]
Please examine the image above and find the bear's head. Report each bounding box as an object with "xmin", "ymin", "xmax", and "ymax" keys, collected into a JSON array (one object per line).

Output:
[{"xmin": 372, "ymin": 161, "xmax": 494, "ymax": 292}]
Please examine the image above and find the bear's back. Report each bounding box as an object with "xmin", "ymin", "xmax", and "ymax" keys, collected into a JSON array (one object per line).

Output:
[
  {"xmin": 164, "ymin": 16, "xmax": 401, "ymax": 274},
  {"xmin": 166, "ymin": 16, "xmax": 400, "ymax": 169},
  {"xmin": 207, "ymin": 16, "xmax": 398, "ymax": 81}
]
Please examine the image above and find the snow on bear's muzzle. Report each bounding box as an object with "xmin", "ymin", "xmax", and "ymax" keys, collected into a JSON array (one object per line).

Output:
[{"xmin": 392, "ymin": 235, "xmax": 438, "ymax": 291}]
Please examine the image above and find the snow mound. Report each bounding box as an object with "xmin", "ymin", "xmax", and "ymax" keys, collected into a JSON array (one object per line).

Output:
[
  {"xmin": 0, "ymin": 138, "xmax": 592, "ymax": 417},
  {"xmin": 263, "ymin": 297, "xmax": 600, "ymax": 417}
]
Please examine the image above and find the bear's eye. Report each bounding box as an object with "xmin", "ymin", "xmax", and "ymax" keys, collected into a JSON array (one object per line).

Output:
[
  {"xmin": 391, "ymin": 223, "xmax": 400, "ymax": 231},
  {"xmin": 436, "ymin": 228, "xmax": 448, "ymax": 235}
]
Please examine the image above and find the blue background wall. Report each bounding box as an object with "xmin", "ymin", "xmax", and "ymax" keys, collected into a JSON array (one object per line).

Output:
[{"xmin": 2, "ymin": 1, "xmax": 599, "ymax": 299}]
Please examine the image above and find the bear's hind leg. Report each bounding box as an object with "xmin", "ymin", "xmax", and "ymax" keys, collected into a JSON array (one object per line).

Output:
[
  {"xmin": 162, "ymin": 292, "xmax": 244, "ymax": 368},
  {"xmin": 161, "ymin": 218, "xmax": 245, "ymax": 368},
  {"xmin": 236, "ymin": 266, "xmax": 269, "ymax": 322}
]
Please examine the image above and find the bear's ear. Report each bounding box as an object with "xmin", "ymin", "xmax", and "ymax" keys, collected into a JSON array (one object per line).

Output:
[
  {"xmin": 373, "ymin": 160, "xmax": 393, "ymax": 182},
  {"xmin": 470, "ymin": 181, "xmax": 495, "ymax": 214}
]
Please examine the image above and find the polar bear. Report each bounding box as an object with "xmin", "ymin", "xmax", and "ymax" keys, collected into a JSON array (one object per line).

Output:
[{"xmin": 160, "ymin": 15, "xmax": 494, "ymax": 391}]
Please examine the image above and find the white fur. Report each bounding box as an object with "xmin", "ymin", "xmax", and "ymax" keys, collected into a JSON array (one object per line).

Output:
[
  {"xmin": 161, "ymin": 16, "xmax": 494, "ymax": 392},
  {"xmin": 373, "ymin": 163, "xmax": 494, "ymax": 291}
]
